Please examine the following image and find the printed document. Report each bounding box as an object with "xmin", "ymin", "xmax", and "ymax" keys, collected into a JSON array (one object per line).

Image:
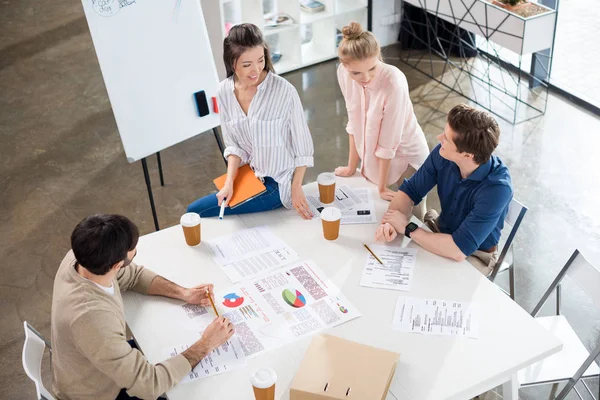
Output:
[
  {"xmin": 206, "ymin": 226, "xmax": 299, "ymax": 283},
  {"xmin": 360, "ymin": 245, "xmax": 417, "ymax": 291},
  {"xmin": 216, "ymin": 260, "xmax": 360, "ymax": 358},
  {"xmin": 163, "ymin": 336, "xmax": 246, "ymax": 382},
  {"xmin": 306, "ymin": 185, "xmax": 376, "ymax": 224},
  {"xmin": 393, "ymin": 296, "xmax": 479, "ymax": 338}
]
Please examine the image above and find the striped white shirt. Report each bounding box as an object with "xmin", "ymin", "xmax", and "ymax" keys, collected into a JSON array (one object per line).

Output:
[{"xmin": 217, "ymin": 72, "xmax": 314, "ymax": 209}]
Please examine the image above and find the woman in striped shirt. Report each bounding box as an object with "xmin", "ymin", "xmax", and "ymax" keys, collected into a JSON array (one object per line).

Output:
[{"xmin": 187, "ymin": 24, "xmax": 314, "ymax": 219}]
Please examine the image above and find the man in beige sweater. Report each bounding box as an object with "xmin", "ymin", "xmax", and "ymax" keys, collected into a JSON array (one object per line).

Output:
[{"xmin": 51, "ymin": 214, "xmax": 233, "ymax": 400}]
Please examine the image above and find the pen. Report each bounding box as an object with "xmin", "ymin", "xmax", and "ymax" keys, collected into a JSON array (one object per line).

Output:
[
  {"xmin": 219, "ymin": 199, "xmax": 226, "ymax": 220},
  {"xmin": 207, "ymin": 288, "xmax": 219, "ymax": 317},
  {"xmin": 363, "ymin": 244, "xmax": 384, "ymax": 266}
]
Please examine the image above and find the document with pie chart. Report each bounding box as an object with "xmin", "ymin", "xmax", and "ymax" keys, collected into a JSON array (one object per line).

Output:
[{"xmin": 214, "ymin": 260, "xmax": 361, "ymax": 358}]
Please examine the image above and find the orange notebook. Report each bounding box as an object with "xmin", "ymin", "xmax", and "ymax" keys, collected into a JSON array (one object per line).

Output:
[{"xmin": 213, "ymin": 164, "xmax": 267, "ymax": 208}]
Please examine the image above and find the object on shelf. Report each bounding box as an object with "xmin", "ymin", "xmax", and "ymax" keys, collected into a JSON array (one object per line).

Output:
[
  {"xmin": 398, "ymin": 0, "xmax": 555, "ymax": 124},
  {"xmin": 300, "ymin": 0, "xmax": 326, "ymax": 13},
  {"xmin": 224, "ymin": 22, "xmax": 233, "ymax": 35},
  {"xmin": 336, "ymin": 29, "xmax": 342, "ymax": 47},
  {"xmin": 271, "ymin": 52, "xmax": 282, "ymax": 64},
  {"xmin": 264, "ymin": 12, "xmax": 295, "ymax": 28},
  {"xmin": 489, "ymin": 0, "xmax": 550, "ymax": 18}
]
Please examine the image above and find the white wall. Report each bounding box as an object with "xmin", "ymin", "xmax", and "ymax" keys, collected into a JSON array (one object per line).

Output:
[
  {"xmin": 371, "ymin": 0, "xmax": 402, "ymax": 47},
  {"xmin": 201, "ymin": 0, "xmax": 227, "ymax": 81}
]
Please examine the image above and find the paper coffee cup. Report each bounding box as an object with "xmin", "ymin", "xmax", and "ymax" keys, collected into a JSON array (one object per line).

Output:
[
  {"xmin": 321, "ymin": 207, "xmax": 341, "ymax": 241},
  {"xmin": 180, "ymin": 212, "xmax": 201, "ymax": 246},
  {"xmin": 251, "ymin": 368, "xmax": 277, "ymax": 400},
  {"xmin": 317, "ymin": 172, "xmax": 336, "ymax": 204}
]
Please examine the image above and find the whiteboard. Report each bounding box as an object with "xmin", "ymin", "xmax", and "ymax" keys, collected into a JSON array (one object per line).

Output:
[{"xmin": 81, "ymin": 0, "xmax": 221, "ymax": 162}]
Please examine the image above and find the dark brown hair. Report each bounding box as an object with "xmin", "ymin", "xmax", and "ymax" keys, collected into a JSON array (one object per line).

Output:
[
  {"xmin": 447, "ymin": 104, "xmax": 500, "ymax": 165},
  {"xmin": 338, "ymin": 21, "xmax": 382, "ymax": 62},
  {"xmin": 71, "ymin": 214, "xmax": 139, "ymax": 276},
  {"xmin": 223, "ymin": 23, "xmax": 274, "ymax": 78}
]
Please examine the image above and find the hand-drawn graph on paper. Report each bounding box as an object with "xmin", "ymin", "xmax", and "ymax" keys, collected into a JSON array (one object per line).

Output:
[{"xmin": 92, "ymin": 0, "xmax": 136, "ymax": 17}]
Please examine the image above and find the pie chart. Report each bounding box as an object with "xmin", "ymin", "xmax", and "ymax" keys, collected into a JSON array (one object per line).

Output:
[
  {"xmin": 282, "ymin": 289, "xmax": 306, "ymax": 308},
  {"xmin": 222, "ymin": 293, "xmax": 244, "ymax": 308}
]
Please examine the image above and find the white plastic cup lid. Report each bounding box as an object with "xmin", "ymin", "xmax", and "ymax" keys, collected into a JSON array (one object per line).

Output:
[
  {"xmin": 250, "ymin": 368, "xmax": 277, "ymax": 388},
  {"xmin": 317, "ymin": 172, "xmax": 336, "ymax": 186},
  {"xmin": 321, "ymin": 207, "xmax": 341, "ymax": 221},
  {"xmin": 180, "ymin": 212, "xmax": 201, "ymax": 227}
]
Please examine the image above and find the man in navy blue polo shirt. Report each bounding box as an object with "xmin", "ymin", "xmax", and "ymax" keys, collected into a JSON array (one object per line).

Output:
[{"xmin": 376, "ymin": 104, "xmax": 512, "ymax": 275}]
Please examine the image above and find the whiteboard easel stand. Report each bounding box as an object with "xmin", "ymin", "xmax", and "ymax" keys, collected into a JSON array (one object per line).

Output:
[{"xmin": 140, "ymin": 127, "xmax": 227, "ymax": 231}]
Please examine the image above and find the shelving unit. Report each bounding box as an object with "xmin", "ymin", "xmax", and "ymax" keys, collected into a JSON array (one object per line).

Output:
[{"xmin": 215, "ymin": 0, "xmax": 369, "ymax": 75}]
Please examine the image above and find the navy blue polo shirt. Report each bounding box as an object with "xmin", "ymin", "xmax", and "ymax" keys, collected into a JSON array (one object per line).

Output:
[{"xmin": 400, "ymin": 144, "xmax": 513, "ymax": 256}]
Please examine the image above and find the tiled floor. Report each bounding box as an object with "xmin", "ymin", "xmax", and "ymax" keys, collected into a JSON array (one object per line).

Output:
[{"xmin": 1, "ymin": 1, "xmax": 600, "ymax": 399}]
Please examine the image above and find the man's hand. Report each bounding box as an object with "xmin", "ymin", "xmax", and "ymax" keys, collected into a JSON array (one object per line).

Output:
[
  {"xmin": 292, "ymin": 184, "xmax": 313, "ymax": 220},
  {"xmin": 200, "ymin": 317, "xmax": 234, "ymax": 352},
  {"xmin": 382, "ymin": 210, "xmax": 409, "ymax": 233},
  {"xmin": 379, "ymin": 188, "xmax": 396, "ymax": 202},
  {"xmin": 182, "ymin": 284, "xmax": 214, "ymax": 306},
  {"xmin": 375, "ymin": 223, "xmax": 398, "ymax": 242},
  {"xmin": 182, "ymin": 317, "xmax": 234, "ymax": 367}
]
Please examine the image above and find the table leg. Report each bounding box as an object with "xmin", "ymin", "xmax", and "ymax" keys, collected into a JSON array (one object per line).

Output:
[{"xmin": 502, "ymin": 373, "xmax": 519, "ymax": 400}]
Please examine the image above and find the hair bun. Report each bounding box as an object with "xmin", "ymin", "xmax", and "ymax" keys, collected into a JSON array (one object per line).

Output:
[{"xmin": 342, "ymin": 21, "xmax": 363, "ymax": 40}]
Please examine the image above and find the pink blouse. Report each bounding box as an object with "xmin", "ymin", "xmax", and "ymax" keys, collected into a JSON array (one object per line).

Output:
[{"xmin": 337, "ymin": 62, "xmax": 429, "ymax": 186}]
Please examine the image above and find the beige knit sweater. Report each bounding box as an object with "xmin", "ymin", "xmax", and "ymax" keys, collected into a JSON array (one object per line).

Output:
[{"xmin": 51, "ymin": 251, "xmax": 191, "ymax": 400}]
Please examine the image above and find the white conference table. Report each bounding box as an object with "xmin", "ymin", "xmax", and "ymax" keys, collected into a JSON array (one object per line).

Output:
[{"xmin": 123, "ymin": 175, "xmax": 561, "ymax": 400}]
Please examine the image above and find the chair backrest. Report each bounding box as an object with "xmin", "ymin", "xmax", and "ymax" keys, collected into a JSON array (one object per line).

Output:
[
  {"xmin": 531, "ymin": 250, "xmax": 600, "ymax": 317},
  {"xmin": 566, "ymin": 251, "xmax": 600, "ymax": 310},
  {"xmin": 530, "ymin": 250, "xmax": 600, "ymax": 400},
  {"xmin": 22, "ymin": 321, "xmax": 55, "ymax": 400},
  {"xmin": 492, "ymin": 198, "xmax": 528, "ymax": 275}
]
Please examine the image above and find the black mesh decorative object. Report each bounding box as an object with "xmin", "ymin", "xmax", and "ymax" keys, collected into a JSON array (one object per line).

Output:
[{"xmin": 396, "ymin": 0, "xmax": 558, "ymax": 124}]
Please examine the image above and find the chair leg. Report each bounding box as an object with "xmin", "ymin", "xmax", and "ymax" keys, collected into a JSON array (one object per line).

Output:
[
  {"xmin": 509, "ymin": 264, "xmax": 515, "ymax": 300},
  {"xmin": 556, "ymin": 343, "xmax": 600, "ymax": 400},
  {"xmin": 549, "ymin": 382, "xmax": 559, "ymax": 399}
]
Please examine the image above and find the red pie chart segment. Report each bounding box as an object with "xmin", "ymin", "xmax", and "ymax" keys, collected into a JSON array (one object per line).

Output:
[
  {"xmin": 282, "ymin": 289, "xmax": 306, "ymax": 308},
  {"xmin": 222, "ymin": 293, "xmax": 244, "ymax": 308}
]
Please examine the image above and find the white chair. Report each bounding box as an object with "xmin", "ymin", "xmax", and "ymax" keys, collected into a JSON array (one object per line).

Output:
[
  {"xmin": 518, "ymin": 250, "xmax": 600, "ymax": 399},
  {"xmin": 22, "ymin": 321, "xmax": 56, "ymax": 400},
  {"xmin": 489, "ymin": 198, "xmax": 528, "ymax": 299}
]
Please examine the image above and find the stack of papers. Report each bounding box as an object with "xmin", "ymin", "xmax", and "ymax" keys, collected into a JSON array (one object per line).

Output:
[
  {"xmin": 393, "ymin": 296, "xmax": 479, "ymax": 338},
  {"xmin": 306, "ymin": 185, "xmax": 377, "ymax": 224}
]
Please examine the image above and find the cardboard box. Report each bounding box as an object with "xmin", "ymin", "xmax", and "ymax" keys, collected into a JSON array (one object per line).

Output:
[{"xmin": 290, "ymin": 334, "xmax": 399, "ymax": 400}]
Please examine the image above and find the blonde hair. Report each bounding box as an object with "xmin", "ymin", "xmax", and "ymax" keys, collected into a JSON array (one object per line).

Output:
[{"xmin": 338, "ymin": 21, "xmax": 381, "ymax": 62}]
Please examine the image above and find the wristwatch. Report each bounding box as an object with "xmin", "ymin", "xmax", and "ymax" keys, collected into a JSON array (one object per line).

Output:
[{"xmin": 405, "ymin": 222, "xmax": 418, "ymax": 238}]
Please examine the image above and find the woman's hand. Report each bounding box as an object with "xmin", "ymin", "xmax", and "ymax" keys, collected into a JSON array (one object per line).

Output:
[
  {"xmin": 216, "ymin": 181, "xmax": 234, "ymax": 206},
  {"xmin": 335, "ymin": 166, "xmax": 356, "ymax": 177},
  {"xmin": 292, "ymin": 184, "xmax": 313, "ymax": 220},
  {"xmin": 379, "ymin": 187, "xmax": 396, "ymax": 202}
]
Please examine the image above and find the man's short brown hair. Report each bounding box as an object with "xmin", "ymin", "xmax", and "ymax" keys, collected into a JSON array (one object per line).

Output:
[{"xmin": 447, "ymin": 104, "xmax": 500, "ymax": 165}]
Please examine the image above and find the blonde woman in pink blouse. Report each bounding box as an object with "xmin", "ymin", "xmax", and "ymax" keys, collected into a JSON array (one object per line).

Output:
[{"xmin": 335, "ymin": 22, "xmax": 429, "ymax": 210}]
